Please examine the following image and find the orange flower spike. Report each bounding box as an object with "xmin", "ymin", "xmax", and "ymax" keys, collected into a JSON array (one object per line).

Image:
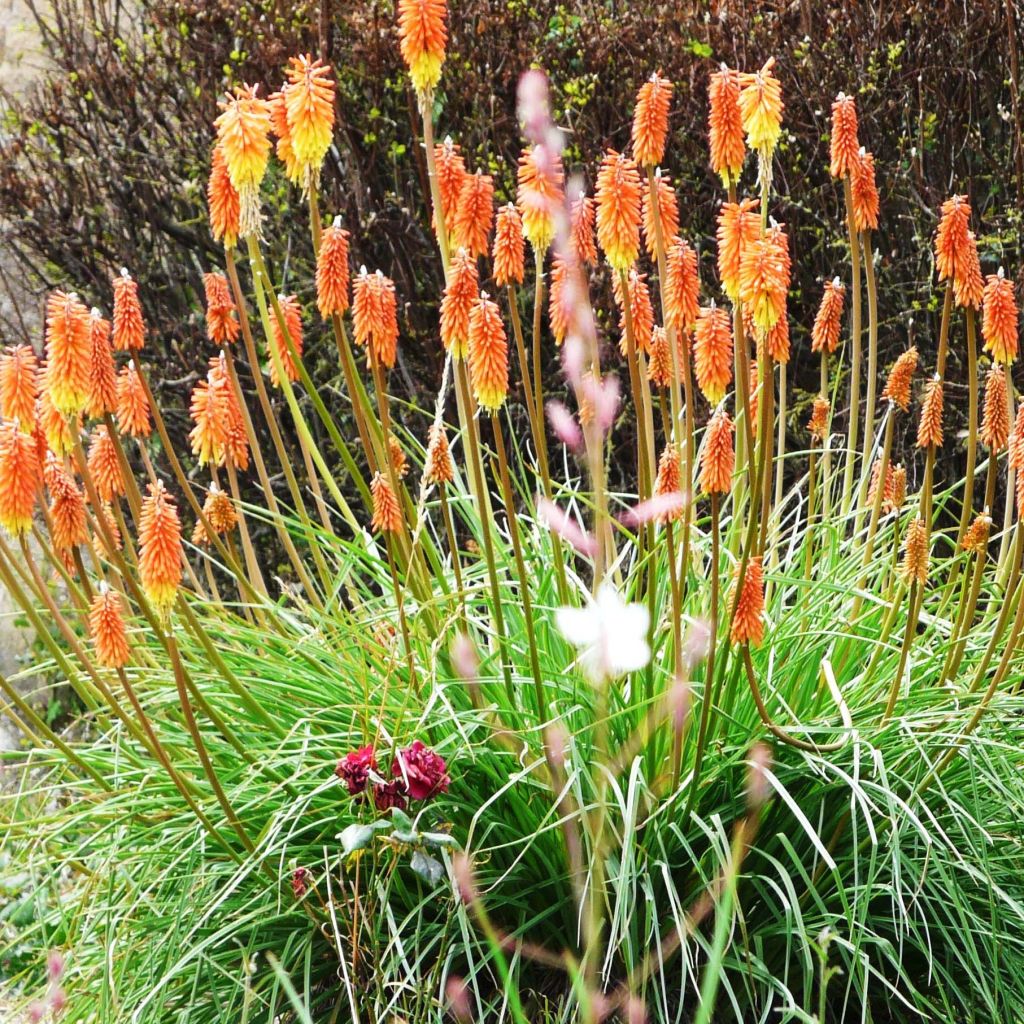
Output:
[
  {"xmin": 388, "ymin": 434, "xmax": 408, "ymax": 479},
  {"xmin": 739, "ymin": 234, "xmax": 787, "ymax": 333},
  {"xmin": 424, "ymin": 423, "xmax": 454, "ymax": 486},
  {"xmin": 595, "ymin": 150, "xmax": 642, "ymax": 273},
  {"xmin": 810, "ymin": 278, "xmax": 846, "ymax": 355},
  {"xmin": 44, "ymin": 291, "xmax": 91, "ymax": 416},
  {"xmin": 708, "ymin": 64, "xmax": 745, "ymax": 186},
  {"xmin": 316, "ymin": 219, "xmax": 351, "ymax": 319},
  {"xmin": 138, "ymin": 481, "xmax": 183, "ymax": 614},
  {"xmin": 86, "ymin": 310, "xmax": 117, "ymax": 419},
  {"xmin": 269, "ymin": 89, "xmax": 302, "ymax": 185},
  {"xmin": 209, "ymin": 356, "xmax": 250, "ymax": 472},
  {"xmin": 203, "ymin": 272, "xmax": 241, "ymax": 344},
  {"xmin": 881, "ymin": 347, "xmax": 919, "ymax": 412},
  {"xmin": 493, "ymin": 204, "xmax": 526, "ymax": 288},
  {"xmin": 214, "ymin": 84, "xmax": 273, "ymax": 239},
  {"xmin": 283, "ymin": 55, "xmax": 335, "ymax": 181},
  {"xmin": 716, "ymin": 198, "xmax": 760, "ymax": 301},
  {"xmin": 901, "ymin": 516, "xmax": 929, "ymax": 586},
  {"xmin": 764, "ymin": 308, "xmax": 790, "ymax": 364},
  {"xmin": 0, "ymin": 345, "xmax": 39, "ymax": 427},
  {"xmin": 517, "ymin": 145, "xmax": 565, "ymax": 253},
  {"xmin": 0, "ymin": 420, "xmax": 41, "ymax": 537},
  {"xmin": 829, "ymin": 93, "xmax": 860, "ymax": 179},
  {"xmin": 453, "ymin": 170, "xmax": 495, "ymax": 259},
  {"xmin": 982, "ymin": 268, "xmax": 1019, "ymax": 364},
  {"xmin": 953, "ymin": 232, "xmax": 984, "ymax": 309},
  {"xmin": 397, "ymin": 0, "xmax": 447, "ymax": 95},
  {"xmin": 647, "ymin": 327, "xmax": 679, "ymax": 389},
  {"xmin": 665, "ymin": 236, "xmax": 700, "ymax": 335},
  {"xmin": 851, "ymin": 149, "xmax": 880, "ymax": 232},
  {"xmin": 738, "ymin": 58, "xmax": 784, "ymax": 161},
  {"xmin": 980, "ymin": 366, "xmax": 1010, "ymax": 451},
  {"xmin": 370, "ymin": 471, "xmax": 403, "ymax": 533},
  {"xmin": 641, "ymin": 170, "xmax": 679, "ymax": 258},
  {"xmin": 467, "ymin": 294, "xmax": 509, "ymax": 411},
  {"xmin": 615, "ymin": 269, "xmax": 654, "ymax": 356},
  {"xmin": 570, "ymin": 191, "xmax": 597, "ymax": 266},
  {"xmin": 888, "ymin": 465, "xmax": 907, "ymax": 511},
  {"xmin": 693, "ymin": 305, "xmax": 734, "ymax": 404},
  {"xmin": 548, "ymin": 255, "xmax": 573, "ymax": 347},
  {"xmin": 730, "ymin": 555, "xmax": 765, "ymax": 646},
  {"xmin": 269, "ymin": 295, "xmax": 303, "ymax": 387},
  {"xmin": 89, "ymin": 584, "xmax": 131, "ymax": 669},
  {"xmin": 38, "ymin": 392, "xmax": 77, "ymax": 457},
  {"xmin": 48, "ymin": 465, "xmax": 87, "ymax": 551},
  {"xmin": 87, "ymin": 425, "xmax": 124, "ymax": 503},
  {"xmin": 112, "ymin": 270, "xmax": 146, "ymax": 351},
  {"xmin": 653, "ymin": 443, "xmax": 683, "ymax": 522},
  {"xmin": 632, "ymin": 72, "xmax": 672, "ymax": 168},
  {"xmin": 116, "ymin": 363, "xmax": 152, "ymax": 439},
  {"xmin": 807, "ymin": 397, "xmax": 830, "ymax": 441},
  {"xmin": 439, "ymin": 251, "xmax": 479, "ymax": 359},
  {"xmin": 962, "ymin": 511, "xmax": 992, "ymax": 554},
  {"xmin": 701, "ymin": 407, "xmax": 735, "ymax": 495},
  {"xmin": 207, "ymin": 144, "xmax": 240, "ymax": 250},
  {"xmin": 935, "ymin": 194, "xmax": 972, "ymax": 286},
  {"xmin": 1009, "ymin": 405, "xmax": 1024, "ymax": 471},
  {"xmin": 189, "ymin": 371, "xmax": 231, "ymax": 467},
  {"xmin": 435, "ymin": 137, "xmax": 467, "ymax": 237},
  {"xmin": 917, "ymin": 375, "xmax": 944, "ymax": 448},
  {"xmin": 370, "ymin": 275, "xmax": 400, "ymax": 372},
  {"xmin": 203, "ymin": 484, "xmax": 239, "ymax": 536}
]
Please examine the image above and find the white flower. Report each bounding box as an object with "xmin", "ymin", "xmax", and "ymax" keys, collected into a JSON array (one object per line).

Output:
[{"xmin": 555, "ymin": 582, "xmax": 650, "ymax": 682}]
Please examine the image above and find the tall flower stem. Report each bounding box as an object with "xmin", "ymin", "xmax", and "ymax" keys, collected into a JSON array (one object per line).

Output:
[
  {"xmin": 530, "ymin": 249, "xmax": 552, "ymax": 477},
  {"xmin": 619, "ymin": 269, "xmax": 655, "ymax": 502},
  {"xmin": 820, "ymin": 354, "xmax": 832, "ymax": 525},
  {"xmin": 852, "ymin": 405, "xmax": 895, "ymax": 619},
  {"xmin": 999, "ymin": 364, "xmax": 1018, "ymax": 567},
  {"xmin": 507, "ymin": 282, "xmax": 568, "ymax": 603},
  {"xmin": 882, "ymin": 580, "xmax": 919, "ymax": 723},
  {"xmin": 840, "ymin": 173, "xmax": 863, "ymax": 518},
  {"xmin": 492, "ymin": 411, "xmax": 548, "ymax": 724},
  {"xmin": 955, "ymin": 306, "xmax": 980, "ymax": 547},
  {"xmin": 437, "ymin": 481, "xmax": 465, "ymax": 619},
  {"xmin": 856, "ymin": 230, "xmax": 879, "ymax": 525}
]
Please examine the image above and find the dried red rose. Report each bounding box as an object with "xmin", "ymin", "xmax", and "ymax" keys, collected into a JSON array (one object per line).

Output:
[
  {"xmin": 335, "ymin": 744, "xmax": 377, "ymax": 795},
  {"xmin": 291, "ymin": 867, "xmax": 310, "ymax": 898},
  {"xmin": 373, "ymin": 779, "xmax": 409, "ymax": 812},
  {"xmin": 392, "ymin": 740, "xmax": 451, "ymax": 801}
]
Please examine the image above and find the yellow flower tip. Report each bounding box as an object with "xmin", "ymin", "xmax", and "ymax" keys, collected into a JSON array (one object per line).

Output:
[
  {"xmin": 283, "ymin": 54, "xmax": 335, "ymax": 183},
  {"xmin": 214, "ymin": 84, "xmax": 273, "ymax": 238},
  {"xmin": 516, "ymin": 145, "xmax": 565, "ymax": 253},
  {"xmin": 398, "ymin": 0, "xmax": 447, "ymax": 95},
  {"xmin": 739, "ymin": 233, "xmax": 788, "ymax": 335},
  {"xmin": 467, "ymin": 294, "xmax": 508, "ymax": 411},
  {"xmin": 596, "ymin": 149, "xmax": 642, "ymax": 273},
  {"xmin": 738, "ymin": 57, "xmax": 784, "ymax": 161}
]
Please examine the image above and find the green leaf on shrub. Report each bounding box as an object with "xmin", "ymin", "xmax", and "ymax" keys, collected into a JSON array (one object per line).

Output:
[
  {"xmin": 339, "ymin": 823, "xmax": 376, "ymax": 856},
  {"xmin": 686, "ymin": 38, "xmax": 713, "ymax": 59},
  {"xmin": 409, "ymin": 851, "xmax": 444, "ymax": 886}
]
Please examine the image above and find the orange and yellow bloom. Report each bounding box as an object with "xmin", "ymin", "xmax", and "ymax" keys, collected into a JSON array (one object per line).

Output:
[{"xmin": 596, "ymin": 150, "xmax": 642, "ymax": 273}]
